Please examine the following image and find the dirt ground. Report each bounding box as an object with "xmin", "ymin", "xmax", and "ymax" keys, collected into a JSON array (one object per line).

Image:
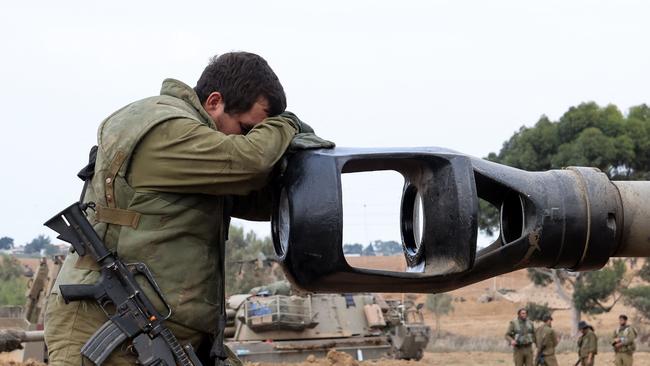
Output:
[
  {"xmin": 253, "ymin": 350, "xmax": 650, "ymax": 366},
  {"xmin": 3, "ymin": 351, "xmax": 650, "ymax": 366},
  {"xmin": 346, "ymin": 256, "xmax": 642, "ymax": 338}
]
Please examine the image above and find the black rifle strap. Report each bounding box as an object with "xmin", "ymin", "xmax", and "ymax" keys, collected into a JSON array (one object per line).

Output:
[
  {"xmin": 78, "ymin": 145, "xmax": 98, "ymax": 202},
  {"xmin": 210, "ymin": 196, "xmax": 234, "ymax": 364}
]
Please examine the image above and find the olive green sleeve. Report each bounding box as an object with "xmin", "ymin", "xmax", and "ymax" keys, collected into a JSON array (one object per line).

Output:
[
  {"xmin": 550, "ymin": 329, "xmax": 558, "ymax": 348},
  {"xmin": 585, "ymin": 333, "xmax": 598, "ymax": 353},
  {"xmin": 230, "ymin": 185, "xmax": 274, "ymax": 221},
  {"xmin": 505, "ymin": 321, "xmax": 515, "ymax": 342},
  {"xmin": 531, "ymin": 323, "xmax": 537, "ymax": 344},
  {"xmin": 129, "ymin": 116, "xmax": 297, "ymax": 196}
]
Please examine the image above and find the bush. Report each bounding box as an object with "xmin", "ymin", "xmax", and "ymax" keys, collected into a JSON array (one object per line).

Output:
[{"xmin": 0, "ymin": 255, "xmax": 27, "ymax": 306}]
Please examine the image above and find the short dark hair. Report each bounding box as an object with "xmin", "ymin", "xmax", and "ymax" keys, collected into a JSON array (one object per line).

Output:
[
  {"xmin": 195, "ymin": 52, "xmax": 286, "ymax": 116},
  {"xmin": 619, "ymin": 314, "xmax": 628, "ymax": 321}
]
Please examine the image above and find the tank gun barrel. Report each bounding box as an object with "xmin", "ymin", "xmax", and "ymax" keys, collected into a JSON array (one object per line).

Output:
[{"xmin": 271, "ymin": 147, "xmax": 650, "ymax": 293}]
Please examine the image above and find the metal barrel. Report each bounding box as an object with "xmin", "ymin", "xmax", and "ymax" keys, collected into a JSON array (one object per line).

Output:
[{"xmin": 613, "ymin": 181, "xmax": 650, "ymax": 257}]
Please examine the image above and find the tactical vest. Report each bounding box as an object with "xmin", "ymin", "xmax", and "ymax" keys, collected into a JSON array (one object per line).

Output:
[
  {"xmin": 614, "ymin": 326, "xmax": 636, "ymax": 353},
  {"xmin": 512, "ymin": 319, "xmax": 534, "ymax": 345},
  {"xmin": 53, "ymin": 87, "xmax": 227, "ymax": 333}
]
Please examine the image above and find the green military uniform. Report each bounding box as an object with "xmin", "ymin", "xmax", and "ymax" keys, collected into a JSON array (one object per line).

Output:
[
  {"xmin": 535, "ymin": 324, "xmax": 558, "ymax": 366},
  {"xmin": 44, "ymin": 79, "xmax": 298, "ymax": 365},
  {"xmin": 578, "ymin": 328, "xmax": 598, "ymax": 366},
  {"xmin": 612, "ymin": 325, "xmax": 636, "ymax": 366},
  {"xmin": 505, "ymin": 318, "xmax": 536, "ymax": 366}
]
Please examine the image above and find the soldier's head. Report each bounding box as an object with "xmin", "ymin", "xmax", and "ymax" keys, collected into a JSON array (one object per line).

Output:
[
  {"xmin": 542, "ymin": 314, "xmax": 553, "ymax": 326},
  {"xmin": 195, "ymin": 52, "xmax": 287, "ymax": 135},
  {"xmin": 517, "ymin": 308, "xmax": 528, "ymax": 320},
  {"xmin": 619, "ymin": 314, "xmax": 628, "ymax": 326},
  {"xmin": 578, "ymin": 320, "xmax": 590, "ymax": 334}
]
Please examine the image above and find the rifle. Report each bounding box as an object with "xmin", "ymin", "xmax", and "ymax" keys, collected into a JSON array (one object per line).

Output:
[{"xmin": 45, "ymin": 202, "xmax": 202, "ymax": 366}]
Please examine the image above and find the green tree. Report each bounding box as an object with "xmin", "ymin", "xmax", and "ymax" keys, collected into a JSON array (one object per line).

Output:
[
  {"xmin": 524, "ymin": 302, "xmax": 553, "ymax": 322},
  {"xmin": 0, "ymin": 237, "xmax": 14, "ymax": 250},
  {"xmin": 425, "ymin": 293, "xmax": 454, "ymax": 336},
  {"xmin": 622, "ymin": 261, "xmax": 650, "ymax": 320},
  {"xmin": 488, "ymin": 102, "xmax": 650, "ymax": 184},
  {"xmin": 527, "ymin": 260, "xmax": 626, "ymax": 333},
  {"xmin": 225, "ymin": 226, "xmax": 284, "ymax": 296},
  {"xmin": 362, "ymin": 243, "xmax": 376, "ymax": 256},
  {"xmin": 24, "ymin": 235, "xmax": 58, "ymax": 255},
  {"xmin": 0, "ymin": 254, "xmax": 27, "ymax": 306},
  {"xmin": 343, "ymin": 243, "xmax": 363, "ymax": 255},
  {"xmin": 373, "ymin": 240, "xmax": 402, "ymax": 256}
]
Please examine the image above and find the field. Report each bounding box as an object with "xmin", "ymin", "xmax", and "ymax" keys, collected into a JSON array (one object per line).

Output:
[{"xmin": 256, "ymin": 350, "xmax": 650, "ymax": 366}]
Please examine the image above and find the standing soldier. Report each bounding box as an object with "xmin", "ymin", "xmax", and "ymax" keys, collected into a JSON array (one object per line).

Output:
[
  {"xmin": 612, "ymin": 314, "xmax": 636, "ymax": 366},
  {"xmin": 535, "ymin": 314, "xmax": 558, "ymax": 366},
  {"xmin": 505, "ymin": 308, "xmax": 536, "ymax": 366},
  {"xmin": 577, "ymin": 321, "xmax": 598, "ymax": 366}
]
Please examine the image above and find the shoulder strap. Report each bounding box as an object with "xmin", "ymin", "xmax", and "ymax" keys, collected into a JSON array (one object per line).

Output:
[{"xmin": 78, "ymin": 145, "xmax": 98, "ymax": 202}]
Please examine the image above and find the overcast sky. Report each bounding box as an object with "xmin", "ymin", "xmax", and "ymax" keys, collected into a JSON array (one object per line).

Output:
[{"xmin": 1, "ymin": 1, "xmax": 649, "ymax": 250}]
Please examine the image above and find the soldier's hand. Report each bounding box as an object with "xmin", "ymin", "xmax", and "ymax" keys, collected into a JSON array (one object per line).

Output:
[
  {"xmin": 279, "ymin": 112, "xmax": 334, "ymax": 151},
  {"xmin": 0, "ymin": 329, "xmax": 24, "ymax": 352},
  {"xmin": 289, "ymin": 133, "xmax": 335, "ymax": 151}
]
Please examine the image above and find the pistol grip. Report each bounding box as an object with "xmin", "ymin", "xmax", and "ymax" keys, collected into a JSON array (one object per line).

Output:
[{"xmin": 59, "ymin": 283, "xmax": 101, "ymax": 303}]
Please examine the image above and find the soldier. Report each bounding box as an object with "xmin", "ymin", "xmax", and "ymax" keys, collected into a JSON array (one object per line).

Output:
[
  {"xmin": 534, "ymin": 314, "xmax": 558, "ymax": 366},
  {"xmin": 505, "ymin": 308, "xmax": 536, "ymax": 366},
  {"xmin": 44, "ymin": 52, "xmax": 333, "ymax": 365},
  {"xmin": 612, "ymin": 314, "xmax": 636, "ymax": 366},
  {"xmin": 577, "ymin": 321, "xmax": 598, "ymax": 366}
]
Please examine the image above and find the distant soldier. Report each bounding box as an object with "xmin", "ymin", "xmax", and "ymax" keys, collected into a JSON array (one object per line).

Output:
[
  {"xmin": 505, "ymin": 308, "xmax": 536, "ymax": 366},
  {"xmin": 577, "ymin": 321, "xmax": 598, "ymax": 366},
  {"xmin": 612, "ymin": 314, "xmax": 636, "ymax": 366},
  {"xmin": 535, "ymin": 314, "xmax": 558, "ymax": 366}
]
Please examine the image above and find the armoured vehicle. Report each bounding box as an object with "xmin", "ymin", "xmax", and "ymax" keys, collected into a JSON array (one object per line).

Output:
[{"xmin": 224, "ymin": 285, "xmax": 430, "ymax": 362}]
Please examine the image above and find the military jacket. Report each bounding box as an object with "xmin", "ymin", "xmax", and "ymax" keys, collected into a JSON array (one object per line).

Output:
[
  {"xmin": 535, "ymin": 324, "xmax": 558, "ymax": 356},
  {"xmin": 51, "ymin": 78, "xmax": 297, "ymax": 333},
  {"xmin": 506, "ymin": 318, "xmax": 536, "ymax": 346},
  {"xmin": 612, "ymin": 325, "xmax": 636, "ymax": 353},
  {"xmin": 578, "ymin": 329, "xmax": 598, "ymax": 357}
]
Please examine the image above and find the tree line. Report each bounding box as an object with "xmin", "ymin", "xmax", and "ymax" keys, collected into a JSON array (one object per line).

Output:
[
  {"xmin": 0, "ymin": 235, "xmax": 61, "ymax": 255},
  {"xmin": 343, "ymin": 240, "xmax": 402, "ymax": 256}
]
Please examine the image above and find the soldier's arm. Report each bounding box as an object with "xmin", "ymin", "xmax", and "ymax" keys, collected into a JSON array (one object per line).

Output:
[
  {"xmin": 551, "ymin": 329, "xmax": 559, "ymax": 347},
  {"xmin": 587, "ymin": 334, "xmax": 598, "ymax": 353},
  {"xmin": 229, "ymin": 185, "xmax": 273, "ymax": 221},
  {"xmin": 505, "ymin": 321, "xmax": 515, "ymax": 343},
  {"xmin": 531, "ymin": 324, "xmax": 537, "ymax": 344},
  {"xmin": 129, "ymin": 116, "xmax": 297, "ymax": 196}
]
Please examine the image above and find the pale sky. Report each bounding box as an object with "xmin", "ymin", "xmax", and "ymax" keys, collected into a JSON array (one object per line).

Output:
[{"xmin": 1, "ymin": 1, "xmax": 649, "ymax": 249}]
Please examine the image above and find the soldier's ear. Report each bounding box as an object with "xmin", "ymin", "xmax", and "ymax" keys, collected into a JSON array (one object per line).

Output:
[{"xmin": 204, "ymin": 92, "xmax": 224, "ymax": 113}]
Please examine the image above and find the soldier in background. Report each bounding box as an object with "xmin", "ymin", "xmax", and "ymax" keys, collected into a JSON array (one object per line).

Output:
[
  {"xmin": 577, "ymin": 321, "xmax": 597, "ymax": 366},
  {"xmin": 534, "ymin": 314, "xmax": 558, "ymax": 366},
  {"xmin": 505, "ymin": 308, "xmax": 536, "ymax": 366},
  {"xmin": 612, "ymin": 314, "xmax": 636, "ymax": 366}
]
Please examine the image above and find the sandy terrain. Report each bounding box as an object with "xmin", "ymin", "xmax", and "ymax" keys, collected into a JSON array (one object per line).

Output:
[{"xmin": 254, "ymin": 350, "xmax": 650, "ymax": 366}]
